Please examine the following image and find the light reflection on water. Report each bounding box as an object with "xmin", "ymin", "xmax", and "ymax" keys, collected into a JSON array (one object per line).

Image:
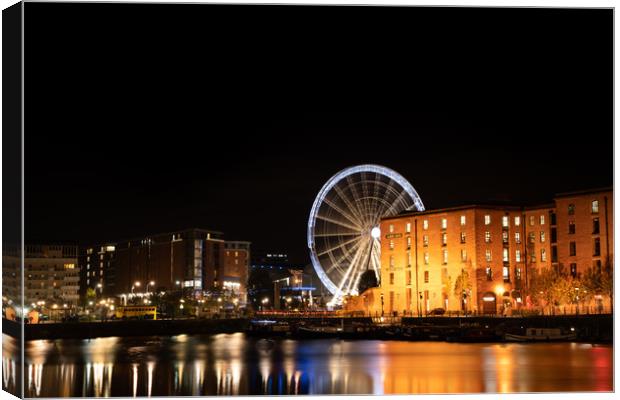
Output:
[{"xmin": 1, "ymin": 333, "xmax": 612, "ymax": 397}]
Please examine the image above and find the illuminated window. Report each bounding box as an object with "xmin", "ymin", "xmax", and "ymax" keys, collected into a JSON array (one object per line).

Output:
[
  {"xmin": 568, "ymin": 204, "xmax": 575, "ymax": 215},
  {"xmin": 423, "ymin": 235, "xmax": 429, "ymax": 247},
  {"xmin": 529, "ymin": 215, "xmax": 535, "ymax": 226},
  {"xmin": 502, "ymin": 248, "xmax": 509, "ymax": 262},
  {"xmin": 389, "ymin": 255, "xmax": 394, "ymax": 267},
  {"xmin": 485, "ymin": 249, "xmax": 492, "ymax": 262},
  {"xmin": 485, "ymin": 231, "xmax": 491, "ymax": 243},
  {"xmin": 406, "ymin": 222, "xmax": 411, "ymax": 233},
  {"xmin": 64, "ymin": 263, "xmax": 75, "ymax": 269},
  {"xmin": 441, "ymin": 218, "xmax": 447, "ymax": 230},
  {"xmin": 503, "ymin": 266, "xmax": 510, "ymax": 282},
  {"xmin": 540, "ymin": 249, "xmax": 546, "ymax": 262},
  {"xmin": 424, "ymin": 252, "xmax": 429, "ymax": 265},
  {"xmin": 442, "ymin": 250, "xmax": 448, "ymax": 264},
  {"xmin": 529, "ymin": 232, "xmax": 535, "ymax": 244},
  {"xmin": 441, "ymin": 233, "xmax": 447, "ymax": 246},
  {"xmin": 569, "ymin": 242, "xmax": 576, "ymax": 256},
  {"xmin": 502, "ymin": 231, "xmax": 508, "ymax": 244},
  {"xmin": 407, "ymin": 251, "xmax": 412, "ymax": 267},
  {"xmin": 423, "ymin": 220, "xmax": 428, "ymax": 230},
  {"xmin": 235, "ymin": 251, "xmax": 239, "ymax": 257},
  {"xmin": 460, "ymin": 215, "xmax": 466, "ymax": 226},
  {"xmin": 515, "ymin": 250, "xmax": 521, "ymax": 262},
  {"xmin": 460, "ymin": 232, "xmax": 466, "ymax": 244},
  {"xmin": 424, "ymin": 271, "xmax": 429, "ymax": 283},
  {"xmin": 389, "ymin": 240, "xmax": 394, "ymax": 250},
  {"xmin": 461, "ymin": 249, "xmax": 467, "ymax": 262},
  {"xmin": 235, "ymin": 259, "xmax": 239, "ymax": 265},
  {"xmin": 502, "ymin": 216, "xmax": 509, "ymax": 228},
  {"xmin": 406, "ymin": 236, "xmax": 412, "ymax": 249},
  {"xmin": 486, "ymin": 267, "xmax": 492, "ymax": 281},
  {"xmin": 540, "ymin": 215, "xmax": 545, "ymax": 225},
  {"xmin": 568, "ymin": 221, "xmax": 575, "ymax": 234},
  {"xmin": 515, "ymin": 232, "xmax": 521, "ymax": 244},
  {"xmin": 514, "ymin": 216, "xmax": 521, "ymax": 226},
  {"xmin": 592, "ymin": 200, "xmax": 599, "ymax": 214},
  {"xmin": 389, "ymin": 224, "xmax": 394, "ymax": 233},
  {"xmin": 484, "ymin": 215, "xmax": 491, "ymax": 225},
  {"xmin": 570, "ymin": 263, "xmax": 577, "ymax": 278}
]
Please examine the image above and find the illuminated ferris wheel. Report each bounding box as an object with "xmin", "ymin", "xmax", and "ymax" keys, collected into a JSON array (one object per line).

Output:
[{"xmin": 307, "ymin": 164, "xmax": 425, "ymax": 305}]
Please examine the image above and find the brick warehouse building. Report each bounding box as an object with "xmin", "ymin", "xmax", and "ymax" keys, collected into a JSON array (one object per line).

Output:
[
  {"xmin": 78, "ymin": 229, "xmax": 251, "ymax": 304},
  {"xmin": 348, "ymin": 188, "xmax": 612, "ymax": 315}
]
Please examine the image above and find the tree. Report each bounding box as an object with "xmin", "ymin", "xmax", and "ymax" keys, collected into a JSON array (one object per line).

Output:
[
  {"xmin": 84, "ymin": 287, "xmax": 96, "ymax": 307},
  {"xmin": 357, "ymin": 270, "xmax": 379, "ymax": 295},
  {"xmin": 453, "ymin": 268, "xmax": 472, "ymax": 311},
  {"xmin": 582, "ymin": 257, "xmax": 613, "ymax": 313}
]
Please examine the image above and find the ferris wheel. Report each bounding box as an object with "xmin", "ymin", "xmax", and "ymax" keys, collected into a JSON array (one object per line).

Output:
[{"xmin": 307, "ymin": 164, "xmax": 425, "ymax": 305}]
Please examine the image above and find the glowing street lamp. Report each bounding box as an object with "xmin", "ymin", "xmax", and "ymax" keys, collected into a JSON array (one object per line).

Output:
[
  {"xmin": 146, "ymin": 280, "xmax": 155, "ymax": 294},
  {"xmin": 131, "ymin": 281, "xmax": 141, "ymax": 295}
]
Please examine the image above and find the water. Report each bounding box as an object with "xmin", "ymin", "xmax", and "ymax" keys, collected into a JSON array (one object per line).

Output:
[{"xmin": 2, "ymin": 333, "xmax": 613, "ymax": 397}]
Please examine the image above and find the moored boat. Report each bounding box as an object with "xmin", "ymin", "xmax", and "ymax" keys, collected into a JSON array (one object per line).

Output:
[{"xmin": 504, "ymin": 327, "xmax": 576, "ymax": 342}]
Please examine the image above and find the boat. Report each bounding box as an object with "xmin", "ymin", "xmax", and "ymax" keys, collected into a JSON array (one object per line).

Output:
[
  {"xmin": 246, "ymin": 319, "xmax": 291, "ymax": 337},
  {"xmin": 294, "ymin": 324, "xmax": 343, "ymax": 338},
  {"xmin": 504, "ymin": 327, "xmax": 577, "ymax": 342}
]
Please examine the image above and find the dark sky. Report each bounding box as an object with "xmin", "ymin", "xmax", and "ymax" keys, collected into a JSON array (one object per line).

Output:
[{"xmin": 23, "ymin": 4, "xmax": 613, "ymax": 264}]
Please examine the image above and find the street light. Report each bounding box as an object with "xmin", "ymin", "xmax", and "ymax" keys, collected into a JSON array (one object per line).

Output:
[
  {"xmin": 131, "ymin": 281, "xmax": 141, "ymax": 295},
  {"xmin": 146, "ymin": 280, "xmax": 155, "ymax": 294}
]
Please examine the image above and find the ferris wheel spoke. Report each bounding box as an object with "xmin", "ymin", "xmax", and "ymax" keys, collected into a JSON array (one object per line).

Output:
[
  {"xmin": 347, "ymin": 238, "xmax": 372, "ymax": 294},
  {"xmin": 383, "ymin": 188, "xmax": 411, "ymax": 217},
  {"xmin": 317, "ymin": 235, "xmax": 362, "ymax": 257},
  {"xmin": 374, "ymin": 176, "xmax": 396, "ymax": 217},
  {"xmin": 315, "ymin": 214, "xmax": 362, "ymax": 232},
  {"xmin": 368, "ymin": 174, "xmax": 384, "ymax": 219},
  {"xmin": 325, "ymin": 238, "xmax": 364, "ymax": 274},
  {"xmin": 333, "ymin": 184, "xmax": 366, "ymax": 226},
  {"xmin": 314, "ymin": 232, "xmax": 360, "ymax": 238},
  {"xmin": 335, "ymin": 238, "xmax": 368, "ymax": 295},
  {"xmin": 321, "ymin": 196, "xmax": 364, "ymax": 230},
  {"xmin": 344, "ymin": 175, "xmax": 367, "ymax": 222}
]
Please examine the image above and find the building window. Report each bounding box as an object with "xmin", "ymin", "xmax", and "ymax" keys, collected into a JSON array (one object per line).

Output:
[
  {"xmin": 593, "ymin": 218, "xmax": 600, "ymax": 234},
  {"xmin": 570, "ymin": 263, "xmax": 577, "ymax": 278},
  {"xmin": 503, "ymin": 248, "xmax": 509, "ymax": 262},
  {"xmin": 442, "ymin": 250, "xmax": 448, "ymax": 264},
  {"xmin": 528, "ymin": 232, "xmax": 535, "ymax": 244},
  {"xmin": 514, "ymin": 216, "xmax": 521, "ymax": 226},
  {"xmin": 461, "ymin": 249, "xmax": 467, "ymax": 262},
  {"xmin": 441, "ymin": 218, "xmax": 448, "ymax": 230},
  {"xmin": 503, "ymin": 266, "xmax": 510, "ymax": 282},
  {"xmin": 406, "ymin": 222, "xmax": 411, "ymax": 233},
  {"xmin": 423, "ymin": 235, "xmax": 429, "ymax": 247},
  {"xmin": 460, "ymin": 215, "xmax": 466, "ymax": 226},
  {"xmin": 568, "ymin": 204, "xmax": 575, "ymax": 215},
  {"xmin": 389, "ymin": 273, "xmax": 394, "ymax": 285},
  {"xmin": 502, "ymin": 231, "xmax": 509, "ymax": 244},
  {"xmin": 389, "ymin": 255, "xmax": 394, "ymax": 268},
  {"xmin": 485, "ymin": 249, "xmax": 492, "ymax": 262},
  {"xmin": 515, "ymin": 250, "xmax": 521, "ymax": 262},
  {"xmin": 529, "ymin": 215, "xmax": 535, "ymax": 226},
  {"xmin": 441, "ymin": 233, "xmax": 447, "ymax": 246},
  {"xmin": 406, "ymin": 270, "xmax": 412, "ymax": 285},
  {"xmin": 486, "ymin": 267, "xmax": 493, "ymax": 281},
  {"xmin": 460, "ymin": 232, "xmax": 466, "ymax": 244},
  {"xmin": 541, "ymin": 248, "xmax": 547, "ymax": 262},
  {"xmin": 407, "ymin": 251, "xmax": 412, "ymax": 267},
  {"xmin": 540, "ymin": 231, "xmax": 546, "ymax": 243},
  {"xmin": 592, "ymin": 200, "xmax": 599, "ymax": 214},
  {"xmin": 389, "ymin": 224, "xmax": 394, "ymax": 233},
  {"xmin": 551, "ymin": 228, "xmax": 557, "ymax": 243},
  {"xmin": 424, "ymin": 271, "xmax": 429, "ymax": 283},
  {"xmin": 540, "ymin": 215, "xmax": 545, "ymax": 225},
  {"xmin": 530, "ymin": 251, "xmax": 536, "ymax": 263},
  {"xmin": 485, "ymin": 231, "xmax": 491, "ymax": 243},
  {"xmin": 551, "ymin": 246, "xmax": 558, "ymax": 263},
  {"xmin": 389, "ymin": 240, "xmax": 395, "ymax": 250},
  {"xmin": 568, "ymin": 221, "xmax": 575, "ymax": 234},
  {"xmin": 424, "ymin": 252, "xmax": 429, "ymax": 265},
  {"xmin": 515, "ymin": 267, "xmax": 522, "ymax": 281},
  {"xmin": 423, "ymin": 220, "xmax": 429, "ymax": 230},
  {"xmin": 406, "ymin": 236, "xmax": 412, "ymax": 249},
  {"xmin": 502, "ymin": 216, "xmax": 509, "ymax": 228},
  {"xmin": 484, "ymin": 215, "xmax": 491, "ymax": 225},
  {"xmin": 515, "ymin": 232, "xmax": 521, "ymax": 244},
  {"xmin": 593, "ymin": 238, "xmax": 601, "ymax": 257},
  {"xmin": 569, "ymin": 242, "xmax": 576, "ymax": 257}
]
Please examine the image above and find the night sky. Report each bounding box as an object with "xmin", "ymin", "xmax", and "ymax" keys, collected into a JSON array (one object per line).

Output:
[{"xmin": 23, "ymin": 4, "xmax": 612, "ymax": 264}]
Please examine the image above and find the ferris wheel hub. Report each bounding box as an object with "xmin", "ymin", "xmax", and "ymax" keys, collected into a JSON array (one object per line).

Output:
[{"xmin": 370, "ymin": 226, "xmax": 381, "ymax": 239}]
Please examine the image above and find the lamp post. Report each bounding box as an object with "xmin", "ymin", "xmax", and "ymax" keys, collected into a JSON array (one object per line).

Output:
[{"xmin": 146, "ymin": 280, "xmax": 155, "ymax": 295}]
